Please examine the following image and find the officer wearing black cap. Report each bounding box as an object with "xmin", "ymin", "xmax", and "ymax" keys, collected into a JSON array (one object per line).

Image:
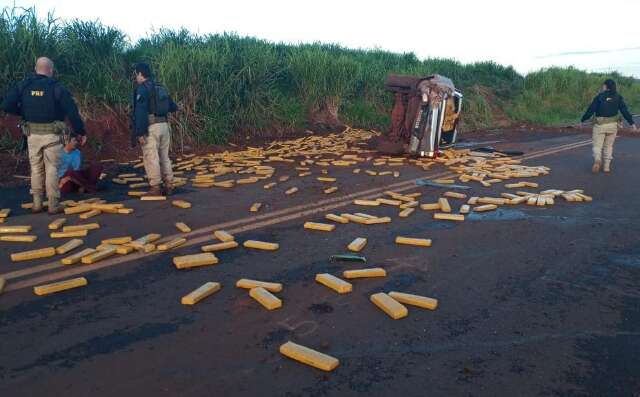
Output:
[
  {"xmin": 1, "ymin": 57, "xmax": 86, "ymax": 214},
  {"xmin": 131, "ymin": 63, "xmax": 178, "ymax": 196}
]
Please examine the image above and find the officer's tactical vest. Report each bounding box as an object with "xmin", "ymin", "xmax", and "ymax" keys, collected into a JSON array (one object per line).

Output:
[
  {"xmin": 597, "ymin": 93, "xmax": 621, "ymax": 116},
  {"xmin": 143, "ymin": 80, "xmax": 170, "ymax": 116},
  {"xmin": 594, "ymin": 92, "xmax": 622, "ymax": 125},
  {"xmin": 19, "ymin": 77, "xmax": 61, "ymax": 123}
]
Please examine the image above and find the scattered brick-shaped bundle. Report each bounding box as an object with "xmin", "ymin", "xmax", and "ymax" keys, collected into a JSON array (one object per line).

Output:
[{"xmin": 279, "ymin": 341, "xmax": 340, "ymax": 372}]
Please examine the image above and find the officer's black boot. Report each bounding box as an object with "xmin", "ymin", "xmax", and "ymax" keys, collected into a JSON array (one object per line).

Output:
[
  {"xmin": 47, "ymin": 196, "xmax": 64, "ymax": 215},
  {"xmin": 147, "ymin": 185, "xmax": 162, "ymax": 196},
  {"xmin": 164, "ymin": 183, "xmax": 174, "ymax": 196}
]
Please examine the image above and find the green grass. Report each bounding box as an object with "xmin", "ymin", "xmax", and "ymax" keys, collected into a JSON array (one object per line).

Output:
[
  {"xmin": 1, "ymin": 7, "xmax": 638, "ymax": 145},
  {"xmin": 508, "ymin": 67, "xmax": 640, "ymax": 125}
]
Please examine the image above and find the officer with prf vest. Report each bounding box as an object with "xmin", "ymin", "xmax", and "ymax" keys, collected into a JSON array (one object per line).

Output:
[
  {"xmin": 1, "ymin": 57, "xmax": 86, "ymax": 214},
  {"xmin": 131, "ymin": 63, "xmax": 178, "ymax": 196},
  {"xmin": 581, "ymin": 79, "xmax": 636, "ymax": 174}
]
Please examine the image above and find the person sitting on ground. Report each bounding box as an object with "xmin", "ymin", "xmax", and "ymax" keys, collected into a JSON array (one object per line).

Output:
[{"xmin": 58, "ymin": 137, "xmax": 104, "ymax": 194}]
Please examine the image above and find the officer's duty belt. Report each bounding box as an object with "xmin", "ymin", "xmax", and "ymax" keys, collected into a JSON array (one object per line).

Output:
[
  {"xmin": 148, "ymin": 115, "xmax": 168, "ymax": 125},
  {"xmin": 595, "ymin": 116, "xmax": 620, "ymax": 125},
  {"xmin": 24, "ymin": 121, "xmax": 66, "ymax": 136}
]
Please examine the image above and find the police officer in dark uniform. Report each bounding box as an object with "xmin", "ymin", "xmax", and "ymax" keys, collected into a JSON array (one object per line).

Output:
[
  {"xmin": 581, "ymin": 79, "xmax": 636, "ymax": 173},
  {"xmin": 131, "ymin": 63, "xmax": 178, "ymax": 196},
  {"xmin": 1, "ymin": 57, "xmax": 86, "ymax": 213}
]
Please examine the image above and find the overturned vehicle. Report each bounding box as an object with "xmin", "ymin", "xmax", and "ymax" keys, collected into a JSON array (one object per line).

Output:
[{"xmin": 384, "ymin": 74, "xmax": 463, "ymax": 158}]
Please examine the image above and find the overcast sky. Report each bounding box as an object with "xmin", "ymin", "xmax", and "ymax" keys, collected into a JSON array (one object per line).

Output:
[{"xmin": 9, "ymin": 0, "xmax": 640, "ymax": 77}]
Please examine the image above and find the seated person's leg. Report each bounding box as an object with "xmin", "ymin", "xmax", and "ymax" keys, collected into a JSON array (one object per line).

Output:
[
  {"xmin": 59, "ymin": 169, "xmax": 78, "ymax": 194},
  {"xmin": 77, "ymin": 163, "xmax": 104, "ymax": 193},
  {"xmin": 85, "ymin": 163, "xmax": 104, "ymax": 183}
]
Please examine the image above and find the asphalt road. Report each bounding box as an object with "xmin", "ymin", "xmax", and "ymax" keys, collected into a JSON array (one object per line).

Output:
[{"xmin": 0, "ymin": 129, "xmax": 639, "ymax": 397}]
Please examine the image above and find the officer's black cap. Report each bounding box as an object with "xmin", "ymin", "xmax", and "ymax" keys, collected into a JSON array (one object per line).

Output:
[
  {"xmin": 603, "ymin": 79, "xmax": 616, "ymax": 93},
  {"xmin": 135, "ymin": 63, "xmax": 153, "ymax": 78}
]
